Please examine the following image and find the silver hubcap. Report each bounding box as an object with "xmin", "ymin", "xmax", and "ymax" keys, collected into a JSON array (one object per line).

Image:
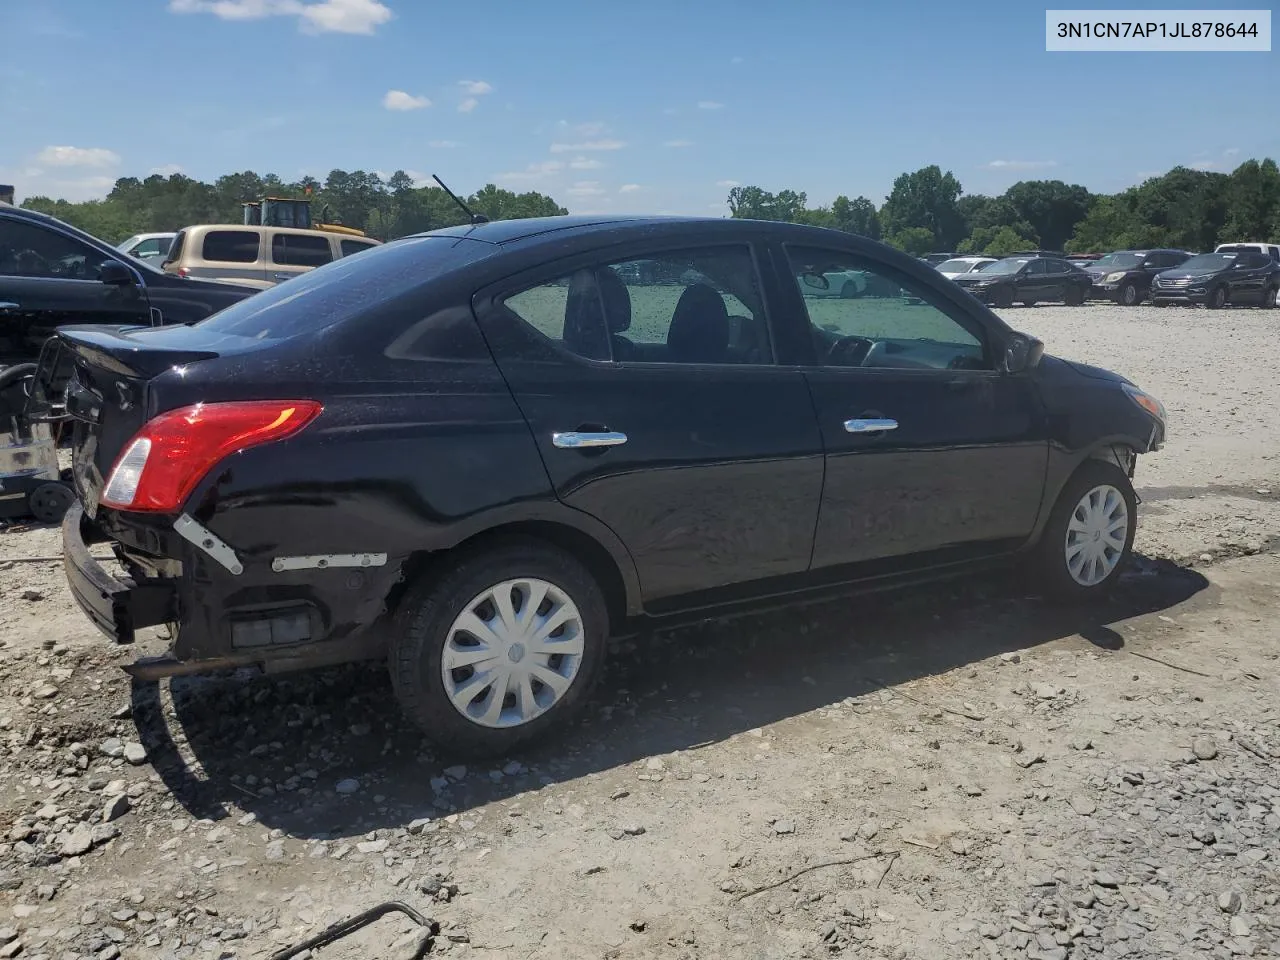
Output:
[
  {"xmin": 441, "ymin": 578, "xmax": 585, "ymax": 728},
  {"xmin": 1065, "ymin": 484, "xmax": 1129, "ymax": 586}
]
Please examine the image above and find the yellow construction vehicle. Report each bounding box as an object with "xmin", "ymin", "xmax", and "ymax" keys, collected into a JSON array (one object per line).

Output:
[{"xmin": 241, "ymin": 196, "xmax": 367, "ymax": 237}]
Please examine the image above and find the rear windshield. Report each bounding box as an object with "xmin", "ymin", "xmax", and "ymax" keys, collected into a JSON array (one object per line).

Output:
[
  {"xmin": 202, "ymin": 230, "xmax": 261, "ymax": 263},
  {"xmin": 194, "ymin": 235, "xmax": 493, "ymax": 341}
]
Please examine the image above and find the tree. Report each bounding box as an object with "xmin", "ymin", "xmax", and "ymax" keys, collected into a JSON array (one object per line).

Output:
[
  {"xmin": 831, "ymin": 195, "xmax": 881, "ymax": 239},
  {"xmin": 886, "ymin": 227, "xmax": 935, "ymax": 256},
  {"xmin": 1221, "ymin": 159, "xmax": 1280, "ymax": 241},
  {"xmin": 726, "ymin": 186, "xmax": 809, "ymax": 222},
  {"xmin": 880, "ymin": 166, "xmax": 964, "ymax": 250},
  {"xmin": 1003, "ymin": 180, "xmax": 1091, "ymax": 251}
]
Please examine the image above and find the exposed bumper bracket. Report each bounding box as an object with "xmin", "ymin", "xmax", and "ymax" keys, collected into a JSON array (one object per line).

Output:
[
  {"xmin": 174, "ymin": 513, "xmax": 243, "ymax": 576},
  {"xmin": 271, "ymin": 552, "xmax": 387, "ymax": 572}
]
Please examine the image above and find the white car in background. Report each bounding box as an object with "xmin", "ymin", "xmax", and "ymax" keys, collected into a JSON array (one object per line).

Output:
[
  {"xmin": 935, "ymin": 256, "xmax": 997, "ymax": 279},
  {"xmin": 116, "ymin": 232, "xmax": 176, "ymax": 263}
]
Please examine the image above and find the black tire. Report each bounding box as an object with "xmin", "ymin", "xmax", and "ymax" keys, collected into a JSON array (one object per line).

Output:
[
  {"xmin": 839, "ymin": 280, "xmax": 860, "ymax": 299},
  {"xmin": 1036, "ymin": 460, "xmax": 1137, "ymax": 602},
  {"xmin": 0, "ymin": 362, "xmax": 37, "ymax": 394},
  {"xmin": 1262, "ymin": 285, "xmax": 1278, "ymax": 309},
  {"xmin": 1021, "ymin": 299, "xmax": 1037, "ymax": 308},
  {"xmin": 1206, "ymin": 285, "xmax": 1227, "ymax": 310},
  {"xmin": 1119, "ymin": 281, "xmax": 1139, "ymax": 306},
  {"xmin": 1063, "ymin": 284, "xmax": 1085, "ymax": 306},
  {"xmin": 992, "ymin": 286, "xmax": 1014, "ymax": 309},
  {"xmin": 27, "ymin": 482, "xmax": 75, "ymax": 525},
  {"xmin": 388, "ymin": 539, "xmax": 609, "ymax": 757}
]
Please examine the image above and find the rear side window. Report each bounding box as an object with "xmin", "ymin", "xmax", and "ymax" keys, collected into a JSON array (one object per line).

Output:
[
  {"xmin": 272, "ymin": 233, "xmax": 332, "ymax": 267},
  {"xmin": 166, "ymin": 230, "xmax": 185, "ymax": 263},
  {"xmin": 195, "ymin": 236, "xmax": 491, "ymax": 341},
  {"xmin": 201, "ymin": 230, "xmax": 261, "ymax": 264},
  {"xmin": 341, "ymin": 239, "xmax": 378, "ymax": 257}
]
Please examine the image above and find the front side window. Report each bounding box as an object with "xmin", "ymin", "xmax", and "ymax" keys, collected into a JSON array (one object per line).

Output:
[
  {"xmin": 340, "ymin": 238, "xmax": 378, "ymax": 257},
  {"xmin": 0, "ymin": 218, "xmax": 108, "ymax": 280},
  {"xmin": 501, "ymin": 245, "xmax": 774, "ymax": 365},
  {"xmin": 201, "ymin": 230, "xmax": 261, "ymax": 264},
  {"xmin": 272, "ymin": 233, "xmax": 333, "ymax": 268},
  {"xmin": 1027, "ymin": 259, "xmax": 1049, "ymax": 275},
  {"xmin": 787, "ymin": 246, "xmax": 988, "ymax": 372},
  {"xmin": 131, "ymin": 237, "xmax": 171, "ymax": 259}
]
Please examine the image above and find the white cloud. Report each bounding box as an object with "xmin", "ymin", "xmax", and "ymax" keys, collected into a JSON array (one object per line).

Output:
[
  {"xmin": 35, "ymin": 145, "xmax": 120, "ymax": 168},
  {"xmin": 567, "ymin": 181, "xmax": 606, "ymax": 197},
  {"xmin": 549, "ymin": 139, "xmax": 625, "ymax": 153},
  {"xmin": 497, "ymin": 160, "xmax": 565, "ymax": 182},
  {"xmin": 663, "ymin": 140, "xmax": 694, "ymax": 148},
  {"xmin": 619, "ymin": 184, "xmax": 641, "ymax": 194},
  {"xmin": 149, "ymin": 163, "xmax": 184, "ymax": 176},
  {"xmin": 984, "ymin": 159, "xmax": 1058, "ymax": 171},
  {"xmin": 697, "ymin": 100, "xmax": 724, "ymax": 110},
  {"xmin": 168, "ymin": 0, "xmax": 392, "ymax": 34},
  {"xmin": 429, "ymin": 139, "xmax": 460, "ymax": 149},
  {"xmin": 458, "ymin": 97, "xmax": 479, "ymax": 113},
  {"xmin": 383, "ymin": 89, "xmax": 430, "ymax": 111},
  {"xmin": 1190, "ymin": 160, "xmax": 1216, "ymax": 171},
  {"xmin": 569, "ymin": 156, "xmax": 603, "ymax": 170},
  {"xmin": 458, "ymin": 79, "xmax": 493, "ymax": 96},
  {"xmin": 716, "ymin": 179, "xmax": 740, "ymax": 187}
]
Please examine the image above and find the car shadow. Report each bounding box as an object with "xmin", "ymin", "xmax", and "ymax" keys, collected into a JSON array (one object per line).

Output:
[{"xmin": 130, "ymin": 556, "xmax": 1209, "ymax": 840}]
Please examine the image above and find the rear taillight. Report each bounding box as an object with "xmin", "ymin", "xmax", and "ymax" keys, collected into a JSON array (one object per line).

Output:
[
  {"xmin": 177, "ymin": 267, "xmax": 190, "ymax": 277},
  {"xmin": 100, "ymin": 400, "xmax": 322, "ymax": 512}
]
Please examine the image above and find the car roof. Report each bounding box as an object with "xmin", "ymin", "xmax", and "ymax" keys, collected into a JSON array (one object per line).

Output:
[{"xmin": 419, "ymin": 214, "xmax": 692, "ymax": 244}]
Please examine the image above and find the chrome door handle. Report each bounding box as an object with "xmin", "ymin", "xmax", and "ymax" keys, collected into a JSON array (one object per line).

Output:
[
  {"xmin": 0, "ymin": 302, "xmax": 19, "ymax": 311},
  {"xmin": 552, "ymin": 431, "xmax": 628, "ymax": 449},
  {"xmin": 272, "ymin": 273, "xmax": 291, "ymax": 281},
  {"xmin": 844, "ymin": 418, "xmax": 898, "ymax": 433}
]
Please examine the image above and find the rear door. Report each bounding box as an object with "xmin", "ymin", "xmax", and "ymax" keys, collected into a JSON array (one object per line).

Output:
[
  {"xmin": 0, "ymin": 213, "xmax": 150, "ymax": 356},
  {"xmin": 269, "ymin": 231, "xmax": 334, "ymax": 284},
  {"xmin": 1021, "ymin": 258, "xmax": 1052, "ymax": 301},
  {"xmin": 779, "ymin": 243, "xmax": 1048, "ymax": 572},
  {"xmin": 1232, "ymin": 252, "xmax": 1271, "ymax": 302},
  {"xmin": 472, "ymin": 240, "xmax": 825, "ymax": 608}
]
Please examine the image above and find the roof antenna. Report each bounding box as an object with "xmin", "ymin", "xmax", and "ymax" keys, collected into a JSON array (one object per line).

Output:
[{"xmin": 432, "ymin": 174, "xmax": 489, "ymax": 225}]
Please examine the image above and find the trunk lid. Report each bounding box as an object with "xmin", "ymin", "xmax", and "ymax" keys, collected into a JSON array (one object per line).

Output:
[{"xmin": 37, "ymin": 324, "xmax": 236, "ymax": 517}]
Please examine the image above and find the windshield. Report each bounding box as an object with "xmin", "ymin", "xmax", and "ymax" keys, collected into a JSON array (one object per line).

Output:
[
  {"xmin": 195, "ymin": 235, "xmax": 493, "ymax": 341},
  {"xmin": 1178, "ymin": 253, "xmax": 1235, "ymax": 272},
  {"xmin": 1091, "ymin": 253, "xmax": 1143, "ymax": 269},
  {"xmin": 979, "ymin": 258, "xmax": 1029, "ymax": 275},
  {"xmin": 937, "ymin": 259, "xmax": 984, "ymax": 273},
  {"xmin": 117, "ymin": 235, "xmax": 143, "ymax": 252}
]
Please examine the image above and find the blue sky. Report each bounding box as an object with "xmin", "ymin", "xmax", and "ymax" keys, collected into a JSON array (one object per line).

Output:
[{"xmin": 1, "ymin": 0, "xmax": 1275, "ymax": 215}]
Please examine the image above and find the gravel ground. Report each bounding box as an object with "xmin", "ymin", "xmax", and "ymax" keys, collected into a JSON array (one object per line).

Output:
[{"xmin": 0, "ymin": 302, "xmax": 1278, "ymax": 960}]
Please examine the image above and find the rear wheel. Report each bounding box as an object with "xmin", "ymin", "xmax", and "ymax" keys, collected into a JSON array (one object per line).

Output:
[
  {"xmin": 1262, "ymin": 285, "xmax": 1278, "ymax": 309},
  {"xmin": 389, "ymin": 540, "xmax": 608, "ymax": 757},
  {"xmin": 1064, "ymin": 284, "xmax": 1085, "ymax": 306},
  {"xmin": 1207, "ymin": 285, "xmax": 1228, "ymax": 309},
  {"xmin": 1036, "ymin": 460, "xmax": 1136, "ymax": 601},
  {"xmin": 27, "ymin": 482, "xmax": 75, "ymax": 525},
  {"xmin": 992, "ymin": 287, "xmax": 1015, "ymax": 309},
  {"xmin": 1119, "ymin": 281, "xmax": 1139, "ymax": 306}
]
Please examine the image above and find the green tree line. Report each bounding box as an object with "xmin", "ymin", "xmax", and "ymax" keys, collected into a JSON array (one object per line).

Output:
[
  {"xmin": 19, "ymin": 169, "xmax": 567, "ymax": 245},
  {"xmin": 728, "ymin": 158, "xmax": 1280, "ymax": 256}
]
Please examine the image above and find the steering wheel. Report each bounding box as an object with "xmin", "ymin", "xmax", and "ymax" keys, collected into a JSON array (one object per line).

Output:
[{"xmin": 826, "ymin": 335, "xmax": 874, "ymax": 366}]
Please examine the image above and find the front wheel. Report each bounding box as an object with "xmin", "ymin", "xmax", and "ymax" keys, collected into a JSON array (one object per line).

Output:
[
  {"xmin": 1262, "ymin": 285, "xmax": 1278, "ymax": 309},
  {"xmin": 1036, "ymin": 460, "xmax": 1137, "ymax": 601},
  {"xmin": 1207, "ymin": 286, "xmax": 1228, "ymax": 310},
  {"xmin": 389, "ymin": 541, "xmax": 609, "ymax": 756},
  {"xmin": 1119, "ymin": 281, "xmax": 1139, "ymax": 306},
  {"xmin": 992, "ymin": 286, "xmax": 1015, "ymax": 309}
]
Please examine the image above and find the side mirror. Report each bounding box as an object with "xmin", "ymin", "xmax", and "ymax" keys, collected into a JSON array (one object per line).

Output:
[
  {"xmin": 1002, "ymin": 331, "xmax": 1044, "ymax": 374},
  {"xmin": 99, "ymin": 260, "xmax": 135, "ymax": 286}
]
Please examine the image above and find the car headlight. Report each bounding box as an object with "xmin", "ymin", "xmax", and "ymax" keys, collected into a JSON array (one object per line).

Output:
[
  {"xmin": 1104, "ymin": 272, "xmax": 1126, "ymax": 283},
  {"xmin": 1122, "ymin": 383, "xmax": 1165, "ymax": 423}
]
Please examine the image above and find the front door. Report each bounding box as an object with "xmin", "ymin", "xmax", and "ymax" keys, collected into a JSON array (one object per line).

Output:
[
  {"xmin": 0, "ymin": 214, "xmax": 150, "ymax": 356},
  {"xmin": 779, "ymin": 244, "xmax": 1049, "ymax": 572},
  {"xmin": 473, "ymin": 242, "xmax": 825, "ymax": 606}
]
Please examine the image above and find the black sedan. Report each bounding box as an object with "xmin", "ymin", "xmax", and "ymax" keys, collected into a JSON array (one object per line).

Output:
[
  {"xmin": 1083, "ymin": 249, "xmax": 1191, "ymax": 305},
  {"xmin": 1150, "ymin": 250, "xmax": 1280, "ymax": 308},
  {"xmin": 0, "ymin": 205, "xmax": 258, "ymax": 360},
  {"xmin": 950, "ymin": 256, "xmax": 1093, "ymax": 307},
  {"xmin": 38, "ymin": 216, "xmax": 1166, "ymax": 754}
]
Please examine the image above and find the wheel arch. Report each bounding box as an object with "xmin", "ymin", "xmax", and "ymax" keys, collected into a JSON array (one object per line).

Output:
[
  {"xmin": 387, "ymin": 511, "xmax": 642, "ymax": 632},
  {"xmin": 1030, "ymin": 437, "xmax": 1143, "ymax": 545}
]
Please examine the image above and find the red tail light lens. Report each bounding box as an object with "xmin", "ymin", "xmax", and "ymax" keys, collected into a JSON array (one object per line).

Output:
[{"xmin": 100, "ymin": 400, "xmax": 322, "ymax": 512}]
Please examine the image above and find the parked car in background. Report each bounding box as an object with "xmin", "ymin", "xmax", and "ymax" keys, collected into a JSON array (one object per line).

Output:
[
  {"xmin": 935, "ymin": 256, "xmax": 997, "ymax": 279},
  {"xmin": 45, "ymin": 215, "xmax": 1167, "ymax": 754},
  {"xmin": 0, "ymin": 206, "xmax": 258, "ymax": 359},
  {"xmin": 1151, "ymin": 249, "xmax": 1280, "ymax": 308},
  {"xmin": 1215, "ymin": 242, "xmax": 1280, "ymax": 262},
  {"xmin": 116, "ymin": 232, "xmax": 175, "ymax": 262},
  {"xmin": 162, "ymin": 224, "xmax": 381, "ymax": 289},
  {"xmin": 1083, "ymin": 249, "xmax": 1191, "ymax": 305},
  {"xmin": 920, "ymin": 252, "xmax": 956, "ymax": 266},
  {"xmin": 951, "ymin": 256, "xmax": 1092, "ymax": 307}
]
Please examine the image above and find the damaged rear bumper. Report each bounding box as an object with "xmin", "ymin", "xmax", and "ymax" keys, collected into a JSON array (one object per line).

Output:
[{"xmin": 62, "ymin": 502, "xmax": 177, "ymax": 644}]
